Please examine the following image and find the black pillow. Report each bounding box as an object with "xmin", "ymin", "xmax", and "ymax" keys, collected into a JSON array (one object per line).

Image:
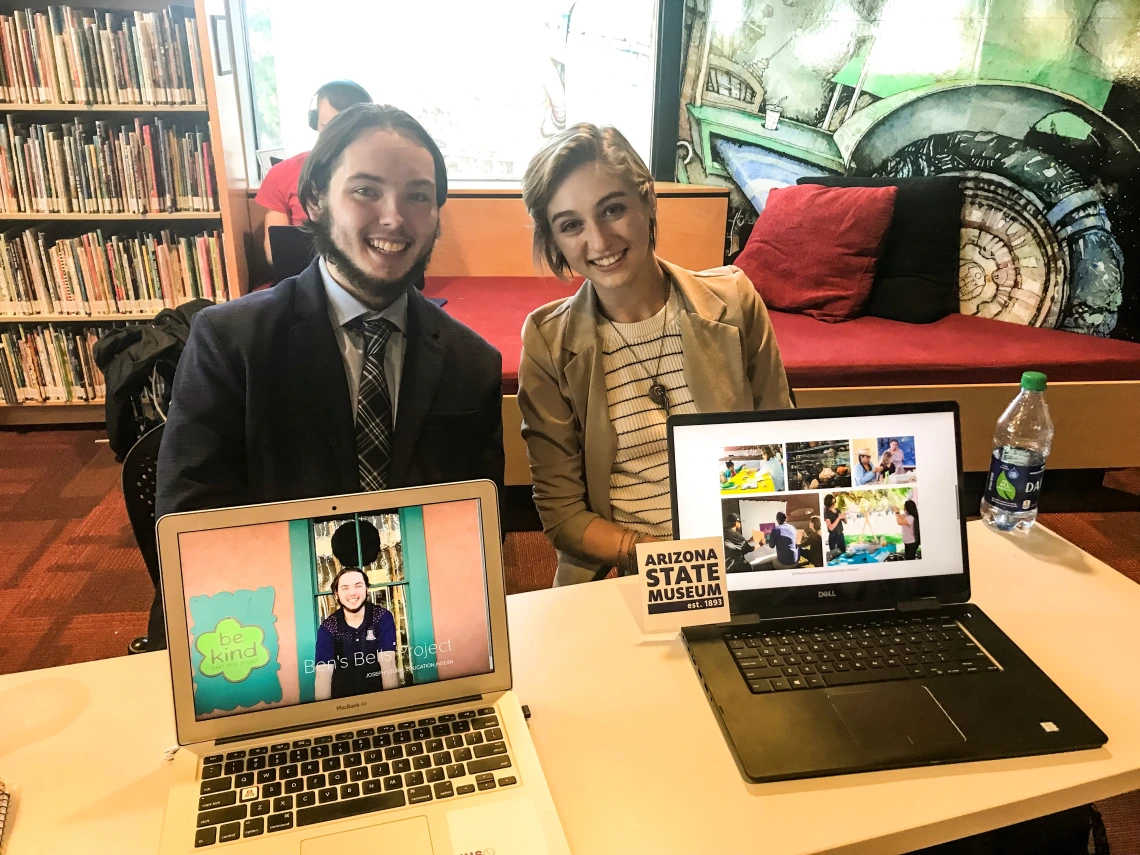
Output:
[{"xmin": 796, "ymin": 175, "xmax": 961, "ymax": 323}]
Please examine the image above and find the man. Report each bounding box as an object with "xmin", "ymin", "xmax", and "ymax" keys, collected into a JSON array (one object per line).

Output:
[
  {"xmin": 765, "ymin": 511, "xmax": 800, "ymax": 569},
  {"xmin": 153, "ymin": 104, "xmax": 504, "ymax": 648},
  {"xmin": 723, "ymin": 512, "xmax": 755, "ymax": 573},
  {"xmin": 800, "ymin": 515, "xmax": 823, "ymax": 567},
  {"xmin": 256, "ymin": 80, "xmax": 372, "ymax": 267},
  {"xmin": 314, "ymin": 520, "xmax": 398, "ymax": 699}
]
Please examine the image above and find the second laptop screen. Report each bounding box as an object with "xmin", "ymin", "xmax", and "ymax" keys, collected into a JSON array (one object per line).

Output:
[
  {"xmin": 176, "ymin": 498, "xmax": 493, "ymax": 722},
  {"xmin": 671, "ymin": 410, "xmax": 965, "ymax": 592}
]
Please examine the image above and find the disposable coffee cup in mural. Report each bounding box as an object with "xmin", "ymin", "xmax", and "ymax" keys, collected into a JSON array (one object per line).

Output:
[{"xmin": 763, "ymin": 97, "xmax": 787, "ymax": 131}]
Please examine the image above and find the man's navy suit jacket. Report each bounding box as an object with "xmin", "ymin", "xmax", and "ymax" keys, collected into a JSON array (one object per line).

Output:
[{"xmin": 155, "ymin": 259, "xmax": 505, "ymax": 520}]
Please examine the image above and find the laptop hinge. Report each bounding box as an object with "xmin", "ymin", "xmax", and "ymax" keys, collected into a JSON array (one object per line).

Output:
[
  {"xmin": 214, "ymin": 693, "xmax": 485, "ymax": 746},
  {"xmin": 896, "ymin": 597, "xmax": 942, "ymax": 613}
]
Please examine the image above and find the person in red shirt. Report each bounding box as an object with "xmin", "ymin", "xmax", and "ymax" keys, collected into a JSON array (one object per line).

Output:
[{"xmin": 255, "ymin": 80, "xmax": 372, "ymax": 266}]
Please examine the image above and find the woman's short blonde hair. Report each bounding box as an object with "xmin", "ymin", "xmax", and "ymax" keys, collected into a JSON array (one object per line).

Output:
[{"xmin": 522, "ymin": 123, "xmax": 656, "ymax": 279}]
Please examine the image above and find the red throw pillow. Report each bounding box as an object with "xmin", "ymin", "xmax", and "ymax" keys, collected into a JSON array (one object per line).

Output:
[{"xmin": 735, "ymin": 184, "xmax": 897, "ymax": 322}]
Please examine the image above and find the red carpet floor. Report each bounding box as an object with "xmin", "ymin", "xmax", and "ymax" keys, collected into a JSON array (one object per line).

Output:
[{"xmin": 0, "ymin": 428, "xmax": 1137, "ymax": 850}]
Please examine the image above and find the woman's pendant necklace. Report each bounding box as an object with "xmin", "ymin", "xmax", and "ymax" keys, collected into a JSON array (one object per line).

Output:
[{"xmin": 607, "ymin": 277, "xmax": 673, "ymax": 413}]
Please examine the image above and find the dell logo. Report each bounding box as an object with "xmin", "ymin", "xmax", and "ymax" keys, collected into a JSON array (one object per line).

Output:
[{"xmin": 818, "ymin": 590, "xmax": 837, "ymax": 598}]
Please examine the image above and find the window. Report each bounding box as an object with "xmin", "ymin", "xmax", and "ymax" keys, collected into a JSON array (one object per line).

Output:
[
  {"xmin": 241, "ymin": 0, "xmax": 659, "ymax": 182},
  {"xmin": 313, "ymin": 514, "xmax": 413, "ymax": 678}
]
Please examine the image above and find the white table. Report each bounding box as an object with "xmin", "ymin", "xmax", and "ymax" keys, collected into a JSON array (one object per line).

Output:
[{"xmin": 2, "ymin": 522, "xmax": 1139, "ymax": 854}]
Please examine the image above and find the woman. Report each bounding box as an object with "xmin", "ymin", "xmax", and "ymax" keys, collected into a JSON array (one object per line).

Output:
[
  {"xmin": 518, "ymin": 124, "xmax": 792, "ymax": 585},
  {"xmin": 758, "ymin": 446, "xmax": 785, "ymax": 490},
  {"xmin": 896, "ymin": 499, "xmax": 920, "ymax": 560},
  {"xmin": 853, "ymin": 449, "xmax": 877, "ymax": 486},
  {"xmin": 823, "ymin": 494, "xmax": 845, "ymax": 558},
  {"xmin": 876, "ymin": 449, "xmax": 896, "ymax": 482}
]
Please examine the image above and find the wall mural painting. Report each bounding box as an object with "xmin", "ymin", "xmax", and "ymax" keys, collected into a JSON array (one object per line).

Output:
[{"xmin": 677, "ymin": 0, "xmax": 1140, "ymax": 340}]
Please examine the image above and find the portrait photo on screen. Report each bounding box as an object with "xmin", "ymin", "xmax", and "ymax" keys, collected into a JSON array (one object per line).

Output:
[
  {"xmin": 786, "ymin": 439, "xmax": 852, "ymax": 491},
  {"xmin": 718, "ymin": 445, "xmax": 786, "ymax": 494},
  {"xmin": 851, "ymin": 435, "xmax": 918, "ymax": 485},
  {"xmin": 825, "ymin": 488, "xmax": 922, "ymax": 565},
  {"xmin": 722, "ymin": 493, "xmax": 824, "ymax": 573}
]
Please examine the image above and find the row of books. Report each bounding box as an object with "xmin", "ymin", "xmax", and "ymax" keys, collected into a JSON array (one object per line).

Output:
[
  {"xmin": 0, "ymin": 226, "xmax": 229, "ymax": 316},
  {"xmin": 0, "ymin": 116, "xmax": 216, "ymax": 214},
  {"xmin": 0, "ymin": 323, "xmax": 110, "ymax": 403},
  {"xmin": 0, "ymin": 5, "xmax": 206, "ymax": 106}
]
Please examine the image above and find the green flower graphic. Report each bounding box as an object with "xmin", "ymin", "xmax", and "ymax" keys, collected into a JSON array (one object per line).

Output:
[
  {"xmin": 196, "ymin": 617, "xmax": 270, "ymax": 683},
  {"xmin": 996, "ymin": 471, "xmax": 1017, "ymax": 501}
]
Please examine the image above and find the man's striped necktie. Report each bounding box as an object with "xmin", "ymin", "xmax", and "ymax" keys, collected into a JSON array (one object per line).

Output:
[{"xmin": 355, "ymin": 316, "xmax": 396, "ymax": 491}]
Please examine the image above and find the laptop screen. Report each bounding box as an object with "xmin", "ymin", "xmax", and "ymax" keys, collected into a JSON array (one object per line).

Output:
[
  {"xmin": 670, "ymin": 408, "xmax": 965, "ymax": 597},
  {"xmin": 175, "ymin": 497, "xmax": 493, "ymax": 722}
]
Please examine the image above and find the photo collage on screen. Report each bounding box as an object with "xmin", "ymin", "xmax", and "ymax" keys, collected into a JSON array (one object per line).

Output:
[{"xmin": 718, "ymin": 435, "xmax": 921, "ymax": 575}]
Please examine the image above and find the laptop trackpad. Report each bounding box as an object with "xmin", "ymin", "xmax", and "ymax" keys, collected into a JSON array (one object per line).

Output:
[
  {"xmin": 829, "ymin": 684, "xmax": 966, "ymax": 752},
  {"xmin": 301, "ymin": 816, "xmax": 433, "ymax": 854}
]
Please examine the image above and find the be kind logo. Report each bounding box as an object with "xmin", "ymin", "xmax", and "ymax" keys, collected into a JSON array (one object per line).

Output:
[{"xmin": 196, "ymin": 617, "xmax": 270, "ymax": 683}]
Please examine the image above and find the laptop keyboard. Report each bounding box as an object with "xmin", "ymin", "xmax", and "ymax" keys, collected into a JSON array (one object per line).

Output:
[
  {"xmin": 724, "ymin": 613, "xmax": 1000, "ymax": 694},
  {"xmin": 192, "ymin": 706, "xmax": 515, "ymax": 847}
]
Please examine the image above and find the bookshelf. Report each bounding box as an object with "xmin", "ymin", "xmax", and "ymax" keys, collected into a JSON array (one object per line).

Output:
[
  {"xmin": 3, "ymin": 103, "xmax": 209, "ymax": 113},
  {"xmin": 0, "ymin": 212, "xmax": 221, "ymax": 219},
  {"xmin": 0, "ymin": 0, "xmax": 251, "ymax": 424},
  {"xmin": 3, "ymin": 312, "xmax": 157, "ymax": 321}
]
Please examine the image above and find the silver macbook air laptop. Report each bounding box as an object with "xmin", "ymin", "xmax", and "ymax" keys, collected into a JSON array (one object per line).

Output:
[{"xmin": 155, "ymin": 480, "xmax": 569, "ymax": 854}]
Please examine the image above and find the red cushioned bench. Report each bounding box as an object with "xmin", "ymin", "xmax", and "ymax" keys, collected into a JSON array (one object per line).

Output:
[
  {"xmin": 767, "ymin": 311, "xmax": 1140, "ymax": 387},
  {"xmin": 422, "ymin": 276, "xmax": 1140, "ymax": 479},
  {"xmin": 424, "ymin": 276, "xmax": 577, "ymax": 395}
]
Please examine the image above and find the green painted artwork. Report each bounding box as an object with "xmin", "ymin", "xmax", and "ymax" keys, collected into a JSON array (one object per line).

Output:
[
  {"xmin": 196, "ymin": 617, "xmax": 271, "ymax": 683},
  {"xmin": 677, "ymin": 0, "xmax": 1140, "ymax": 342},
  {"xmin": 189, "ymin": 586, "xmax": 282, "ymax": 716}
]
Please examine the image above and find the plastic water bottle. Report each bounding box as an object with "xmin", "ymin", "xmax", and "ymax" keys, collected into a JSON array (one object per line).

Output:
[{"xmin": 981, "ymin": 371, "xmax": 1053, "ymax": 534}]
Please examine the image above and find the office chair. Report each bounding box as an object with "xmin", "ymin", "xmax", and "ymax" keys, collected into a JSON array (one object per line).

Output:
[{"xmin": 122, "ymin": 423, "xmax": 164, "ymax": 655}]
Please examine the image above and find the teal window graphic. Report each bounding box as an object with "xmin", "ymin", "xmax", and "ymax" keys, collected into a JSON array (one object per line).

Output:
[{"xmin": 189, "ymin": 586, "xmax": 282, "ymax": 716}]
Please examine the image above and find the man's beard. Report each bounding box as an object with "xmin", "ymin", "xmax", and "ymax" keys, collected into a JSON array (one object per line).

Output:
[
  {"xmin": 309, "ymin": 207, "xmax": 437, "ymax": 306},
  {"xmin": 340, "ymin": 598, "xmax": 366, "ymax": 615}
]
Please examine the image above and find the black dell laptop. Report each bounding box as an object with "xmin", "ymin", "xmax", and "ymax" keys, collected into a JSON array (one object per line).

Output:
[{"xmin": 669, "ymin": 402, "xmax": 1106, "ymax": 783}]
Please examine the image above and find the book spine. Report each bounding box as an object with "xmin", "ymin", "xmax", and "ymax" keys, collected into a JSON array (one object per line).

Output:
[
  {"xmin": 202, "ymin": 136, "xmax": 215, "ymax": 211},
  {"xmin": 185, "ymin": 18, "xmax": 205, "ymax": 105},
  {"xmin": 141, "ymin": 121, "xmax": 160, "ymax": 213},
  {"xmin": 82, "ymin": 21, "xmax": 106, "ymax": 105},
  {"xmin": 155, "ymin": 117, "xmax": 172, "ymax": 211},
  {"xmin": 99, "ymin": 25, "xmax": 119, "ymax": 106},
  {"xmin": 34, "ymin": 13, "xmax": 61, "ymax": 105},
  {"xmin": 132, "ymin": 12, "xmax": 153, "ymax": 104},
  {"xmin": 11, "ymin": 128, "xmax": 32, "ymax": 212},
  {"xmin": 12, "ymin": 12, "xmax": 37, "ymax": 105},
  {"xmin": 0, "ymin": 234, "xmax": 15, "ymax": 315},
  {"xmin": 0, "ymin": 126, "xmax": 15, "ymax": 212},
  {"xmin": 122, "ymin": 20, "xmax": 141, "ymax": 105},
  {"xmin": 15, "ymin": 11, "xmax": 41, "ymax": 104},
  {"xmin": 0, "ymin": 18, "xmax": 14, "ymax": 104},
  {"xmin": 64, "ymin": 8, "xmax": 87, "ymax": 104},
  {"xmin": 20, "ymin": 228, "xmax": 51, "ymax": 314},
  {"xmin": 48, "ymin": 7, "xmax": 75, "ymax": 104},
  {"xmin": 0, "ymin": 336, "xmax": 20, "ymax": 403},
  {"xmin": 4, "ymin": 332, "xmax": 29, "ymax": 400},
  {"xmin": 106, "ymin": 238, "xmax": 130, "ymax": 313}
]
